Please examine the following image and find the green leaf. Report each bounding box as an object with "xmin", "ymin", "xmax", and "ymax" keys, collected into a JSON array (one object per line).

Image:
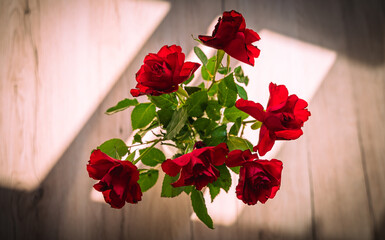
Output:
[
  {"xmin": 227, "ymin": 136, "xmax": 253, "ymax": 151},
  {"xmin": 229, "ymin": 166, "xmax": 240, "ymax": 174},
  {"xmin": 234, "ymin": 66, "xmax": 244, "ymax": 77},
  {"xmin": 149, "ymin": 94, "xmax": 178, "ymax": 109},
  {"xmin": 97, "ymin": 138, "xmax": 128, "ymax": 159},
  {"xmin": 224, "ymin": 106, "xmax": 249, "ymax": 122},
  {"xmin": 234, "ymin": 66, "xmax": 249, "ymax": 86},
  {"xmin": 131, "ymin": 103, "xmax": 156, "ymax": 130},
  {"xmin": 161, "ymin": 174, "xmax": 184, "ymax": 198},
  {"xmin": 138, "ymin": 170, "xmax": 159, "ymax": 192},
  {"xmin": 126, "ymin": 151, "xmax": 136, "ymax": 162},
  {"xmin": 185, "ymin": 86, "xmax": 202, "ymax": 96},
  {"xmin": 207, "ymin": 82, "xmax": 218, "ymax": 96},
  {"xmin": 218, "ymin": 66, "xmax": 231, "ymax": 75},
  {"xmin": 165, "ymin": 107, "xmax": 188, "ymax": 140},
  {"xmin": 212, "ymin": 164, "xmax": 231, "ymax": 192},
  {"xmin": 184, "ymin": 186, "xmax": 193, "ymax": 194},
  {"xmin": 251, "ymin": 121, "xmax": 262, "ymax": 130},
  {"xmin": 191, "ymin": 188, "xmax": 214, "ymax": 229},
  {"xmin": 183, "ymin": 73, "xmax": 194, "ymax": 85},
  {"xmin": 206, "ymin": 100, "xmax": 222, "ymax": 121},
  {"xmin": 194, "ymin": 46, "xmax": 208, "ymax": 66},
  {"xmin": 236, "ymin": 84, "xmax": 248, "ymax": 100},
  {"xmin": 105, "ymin": 98, "xmax": 138, "ymax": 115},
  {"xmin": 206, "ymin": 125, "xmax": 227, "ymax": 146},
  {"xmin": 139, "ymin": 147, "xmax": 166, "ymax": 167},
  {"xmin": 229, "ymin": 117, "xmax": 242, "ymax": 136},
  {"xmin": 201, "ymin": 56, "xmax": 216, "ymax": 80},
  {"xmin": 208, "ymin": 183, "xmax": 220, "ymax": 202},
  {"xmin": 218, "ymin": 73, "xmax": 237, "ymax": 107},
  {"xmin": 215, "ymin": 50, "xmax": 225, "ymax": 73},
  {"xmin": 133, "ymin": 134, "xmax": 142, "ymax": 144},
  {"xmin": 157, "ymin": 108, "xmax": 173, "ymax": 128},
  {"xmin": 193, "ymin": 118, "xmax": 211, "ymax": 132},
  {"xmin": 185, "ymin": 91, "xmax": 208, "ymax": 117}
]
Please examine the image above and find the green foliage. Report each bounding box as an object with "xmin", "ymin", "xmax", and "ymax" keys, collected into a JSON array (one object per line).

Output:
[
  {"xmin": 183, "ymin": 74, "xmax": 195, "ymax": 85},
  {"xmin": 131, "ymin": 103, "xmax": 156, "ymax": 130},
  {"xmin": 157, "ymin": 108, "xmax": 173, "ymax": 128},
  {"xmin": 138, "ymin": 170, "xmax": 159, "ymax": 192},
  {"xmin": 191, "ymin": 188, "xmax": 214, "ymax": 229},
  {"xmin": 185, "ymin": 86, "xmax": 202, "ymax": 96},
  {"xmin": 139, "ymin": 147, "xmax": 165, "ymax": 167},
  {"xmin": 224, "ymin": 106, "xmax": 249, "ymax": 122},
  {"xmin": 236, "ymin": 84, "xmax": 248, "ymax": 100},
  {"xmin": 208, "ymin": 183, "xmax": 220, "ymax": 202},
  {"xmin": 161, "ymin": 174, "xmax": 184, "ymax": 198},
  {"xmin": 205, "ymin": 125, "xmax": 227, "ymax": 146},
  {"xmin": 206, "ymin": 100, "xmax": 222, "ymax": 121},
  {"xmin": 185, "ymin": 90, "xmax": 208, "ymax": 117},
  {"xmin": 194, "ymin": 46, "xmax": 208, "ymax": 66},
  {"xmin": 234, "ymin": 66, "xmax": 249, "ymax": 86},
  {"xmin": 133, "ymin": 134, "xmax": 142, "ymax": 144},
  {"xmin": 165, "ymin": 107, "xmax": 188, "ymax": 140},
  {"xmin": 97, "ymin": 138, "xmax": 128, "ymax": 159},
  {"xmin": 218, "ymin": 73, "xmax": 237, "ymax": 107},
  {"xmin": 227, "ymin": 136, "xmax": 253, "ymax": 151},
  {"xmin": 201, "ymin": 56, "xmax": 216, "ymax": 80},
  {"xmin": 229, "ymin": 117, "xmax": 242, "ymax": 136},
  {"xmin": 149, "ymin": 94, "xmax": 178, "ymax": 109},
  {"xmin": 105, "ymin": 98, "xmax": 138, "ymax": 115},
  {"xmin": 251, "ymin": 121, "xmax": 262, "ymax": 130},
  {"xmin": 212, "ymin": 164, "xmax": 231, "ymax": 192}
]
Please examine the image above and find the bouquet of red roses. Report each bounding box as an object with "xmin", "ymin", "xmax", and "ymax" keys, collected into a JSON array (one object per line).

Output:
[{"xmin": 86, "ymin": 10, "xmax": 310, "ymax": 229}]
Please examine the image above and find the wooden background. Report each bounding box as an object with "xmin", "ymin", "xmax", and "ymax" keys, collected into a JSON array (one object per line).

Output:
[{"xmin": 0, "ymin": 0, "xmax": 384, "ymax": 239}]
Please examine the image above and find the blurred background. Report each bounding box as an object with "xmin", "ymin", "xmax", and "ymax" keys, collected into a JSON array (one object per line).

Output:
[{"xmin": 0, "ymin": 0, "xmax": 384, "ymax": 239}]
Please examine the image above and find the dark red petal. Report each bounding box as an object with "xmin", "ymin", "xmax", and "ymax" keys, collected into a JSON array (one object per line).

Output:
[
  {"xmin": 244, "ymin": 28, "xmax": 261, "ymax": 44},
  {"xmin": 256, "ymin": 159, "xmax": 283, "ymax": 183},
  {"xmin": 294, "ymin": 99, "xmax": 311, "ymax": 123},
  {"xmin": 223, "ymin": 32, "xmax": 251, "ymax": 65},
  {"xmin": 255, "ymin": 125, "xmax": 276, "ymax": 156},
  {"xmin": 87, "ymin": 150, "xmax": 117, "ymax": 180},
  {"xmin": 211, "ymin": 143, "xmax": 229, "ymax": 166},
  {"xmin": 226, "ymin": 149, "xmax": 244, "ymax": 167},
  {"xmin": 235, "ymin": 98, "xmax": 265, "ymax": 122},
  {"xmin": 267, "ymin": 83, "xmax": 289, "ymax": 112},
  {"xmin": 275, "ymin": 129, "xmax": 303, "ymax": 140},
  {"xmin": 161, "ymin": 159, "xmax": 182, "ymax": 177},
  {"xmin": 157, "ymin": 45, "xmax": 182, "ymax": 58}
]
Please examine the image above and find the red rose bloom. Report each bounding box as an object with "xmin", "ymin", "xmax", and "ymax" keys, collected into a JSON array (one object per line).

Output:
[
  {"xmin": 161, "ymin": 143, "xmax": 229, "ymax": 190},
  {"xmin": 226, "ymin": 149, "xmax": 283, "ymax": 205},
  {"xmin": 87, "ymin": 149, "xmax": 142, "ymax": 208},
  {"xmin": 130, "ymin": 45, "xmax": 200, "ymax": 97},
  {"xmin": 236, "ymin": 83, "xmax": 311, "ymax": 156},
  {"xmin": 198, "ymin": 10, "xmax": 260, "ymax": 66}
]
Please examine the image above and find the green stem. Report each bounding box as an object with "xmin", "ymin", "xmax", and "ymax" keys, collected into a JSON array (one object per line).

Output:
[
  {"xmin": 226, "ymin": 54, "xmax": 230, "ymax": 73},
  {"xmin": 133, "ymin": 139, "xmax": 161, "ymax": 165},
  {"xmin": 126, "ymin": 139, "xmax": 158, "ymax": 149},
  {"xmin": 176, "ymin": 91, "xmax": 186, "ymax": 104},
  {"xmin": 240, "ymin": 123, "xmax": 246, "ymax": 137},
  {"xmin": 242, "ymin": 120, "xmax": 257, "ymax": 124}
]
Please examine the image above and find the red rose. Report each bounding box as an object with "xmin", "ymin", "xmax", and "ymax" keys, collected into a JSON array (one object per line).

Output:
[
  {"xmin": 198, "ymin": 10, "xmax": 260, "ymax": 66},
  {"xmin": 87, "ymin": 149, "xmax": 142, "ymax": 208},
  {"xmin": 161, "ymin": 143, "xmax": 229, "ymax": 190},
  {"xmin": 226, "ymin": 149, "xmax": 282, "ymax": 205},
  {"xmin": 236, "ymin": 83, "xmax": 311, "ymax": 156},
  {"xmin": 130, "ymin": 45, "xmax": 200, "ymax": 97}
]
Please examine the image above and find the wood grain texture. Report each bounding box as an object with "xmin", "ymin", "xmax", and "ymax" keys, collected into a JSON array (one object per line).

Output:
[{"xmin": 1, "ymin": 0, "xmax": 384, "ymax": 239}]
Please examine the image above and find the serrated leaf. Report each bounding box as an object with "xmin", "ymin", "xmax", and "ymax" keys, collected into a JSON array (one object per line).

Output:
[
  {"xmin": 191, "ymin": 188, "xmax": 214, "ymax": 229},
  {"xmin": 218, "ymin": 73, "xmax": 237, "ymax": 107},
  {"xmin": 157, "ymin": 108, "xmax": 173, "ymax": 128},
  {"xmin": 229, "ymin": 117, "xmax": 242, "ymax": 136},
  {"xmin": 131, "ymin": 103, "xmax": 156, "ymax": 130},
  {"xmin": 194, "ymin": 46, "xmax": 208, "ymax": 66},
  {"xmin": 165, "ymin": 107, "xmax": 188, "ymax": 140},
  {"xmin": 161, "ymin": 174, "xmax": 184, "ymax": 198},
  {"xmin": 138, "ymin": 170, "xmax": 159, "ymax": 192},
  {"xmin": 251, "ymin": 121, "xmax": 262, "ymax": 130},
  {"xmin": 97, "ymin": 138, "xmax": 128, "ymax": 159},
  {"xmin": 212, "ymin": 164, "xmax": 231, "ymax": 192},
  {"xmin": 206, "ymin": 100, "xmax": 222, "ymax": 121},
  {"xmin": 207, "ymin": 82, "xmax": 218, "ymax": 96},
  {"xmin": 236, "ymin": 84, "xmax": 248, "ymax": 100},
  {"xmin": 185, "ymin": 86, "xmax": 201, "ymax": 96},
  {"xmin": 149, "ymin": 94, "xmax": 178, "ymax": 109},
  {"xmin": 126, "ymin": 151, "xmax": 136, "ymax": 162},
  {"xmin": 183, "ymin": 73, "xmax": 194, "ymax": 85},
  {"xmin": 105, "ymin": 98, "xmax": 138, "ymax": 115},
  {"xmin": 139, "ymin": 147, "xmax": 165, "ymax": 167},
  {"xmin": 208, "ymin": 183, "xmax": 220, "ymax": 202},
  {"xmin": 193, "ymin": 118, "xmax": 211, "ymax": 132},
  {"xmin": 183, "ymin": 185, "xmax": 193, "ymax": 194},
  {"xmin": 224, "ymin": 106, "xmax": 249, "ymax": 122},
  {"xmin": 227, "ymin": 136, "xmax": 253, "ymax": 151},
  {"xmin": 185, "ymin": 91, "xmax": 208, "ymax": 117}
]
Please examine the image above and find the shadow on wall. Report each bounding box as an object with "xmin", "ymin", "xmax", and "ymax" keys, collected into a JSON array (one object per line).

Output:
[{"xmin": 0, "ymin": 0, "xmax": 384, "ymax": 239}]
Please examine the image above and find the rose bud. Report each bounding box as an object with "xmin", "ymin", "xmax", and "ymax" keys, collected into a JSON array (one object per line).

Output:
[
  {"xmin": 236, "ymin": 83, "xmax": 311, "ymax": 156},
  {"xmin": 87, "ymin": 149, "xmax": 142, "ymax": 208},
  {"xmin": 130, "ymin": 45, "xmax": 200, "ymax": 97},
  {"xmin": 198, "ymin": 10, "xmax": 260, "ymax": 66},
  {"xmin": 161, "ymin": 143, "xmax": 229, "ymax": 190}
]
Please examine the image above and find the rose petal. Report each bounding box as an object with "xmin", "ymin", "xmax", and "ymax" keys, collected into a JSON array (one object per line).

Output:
[
  {"xmin": 255, "ymin": 125, "xmax": 276, "ymax": 156},
  {"xmin": 235, "ymin": 98, "xmax": 265, "ymax": 122}
]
